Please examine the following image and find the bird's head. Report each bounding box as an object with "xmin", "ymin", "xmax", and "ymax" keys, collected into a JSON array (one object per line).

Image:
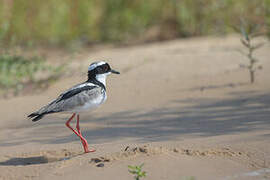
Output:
[{"xmin": 87, "ymin": 61, "xmax": 120, "ymax": 84}]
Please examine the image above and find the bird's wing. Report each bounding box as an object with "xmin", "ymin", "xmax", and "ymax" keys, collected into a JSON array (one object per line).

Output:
[
  {"xmin": 55, "ymin": 84, "xmax": 98, "ymax": 103},
  {"xmin": 33, "ymin": 83, "xmax": 102, "ymax": 115}
]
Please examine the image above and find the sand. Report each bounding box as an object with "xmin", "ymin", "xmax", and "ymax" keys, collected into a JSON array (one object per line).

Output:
[{"xmin": 0, "ymin": 35, "xmax": 270, "ymax": 180}]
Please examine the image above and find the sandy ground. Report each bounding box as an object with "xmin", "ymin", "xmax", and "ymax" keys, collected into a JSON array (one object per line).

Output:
[{"xmin": 0, "ymin": 35, "xmax": 270, "ymax": 180}]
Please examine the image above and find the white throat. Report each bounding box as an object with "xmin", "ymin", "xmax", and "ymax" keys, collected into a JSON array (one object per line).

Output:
[{"xmin": 95, "ymin": 73, "xmax": 108, "ymax": 87}]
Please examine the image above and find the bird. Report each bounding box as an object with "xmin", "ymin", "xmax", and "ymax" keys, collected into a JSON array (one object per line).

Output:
[{"xmin": 28, "ymin": 61, "xmax": 120, "ymax": 153}]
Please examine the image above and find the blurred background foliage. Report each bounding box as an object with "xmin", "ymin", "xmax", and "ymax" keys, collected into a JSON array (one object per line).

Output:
[
  {"xmin": 0, "ymin": 0, "xmax": 269, "ymax": 47},
  {"xmin": 0, "ymin": 0, "xmax": 269, "ymax": 96},
  {"xmin": 0, "ymin": 53, "xmax": 64, "ymax": 95}
]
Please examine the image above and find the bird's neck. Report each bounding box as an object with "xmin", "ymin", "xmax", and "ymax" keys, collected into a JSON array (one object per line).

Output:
[
  {"xmin": 95, "ymin": 74, "xmax": 107, "ymax": 87},
  {"xmin": 87, "ymin": 74, "xmax": 107, "ymax": 90}
]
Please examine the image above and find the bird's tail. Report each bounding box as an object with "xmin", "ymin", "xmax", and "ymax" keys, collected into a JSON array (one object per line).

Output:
[{"xmin": 28, "ymin": 112, "xmax": 45, "ymax": 122}]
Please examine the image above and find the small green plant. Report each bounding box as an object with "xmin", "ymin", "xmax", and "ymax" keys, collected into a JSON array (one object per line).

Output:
[
  {"xmin": 239, "ymin": 23, "xmax": 265, "ymax": 84},
  {"xmin": 128, "ymin": 164, "xmax": 146, "ymax": 180},
  {"xmin": 183, "ymin": 176, "xmax": 196, "ymax": 180}
]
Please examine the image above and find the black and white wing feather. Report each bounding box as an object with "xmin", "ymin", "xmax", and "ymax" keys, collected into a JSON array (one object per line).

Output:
[{"xmin": 28, "ymin": 83, "xmax": 104, "ymax": 122}]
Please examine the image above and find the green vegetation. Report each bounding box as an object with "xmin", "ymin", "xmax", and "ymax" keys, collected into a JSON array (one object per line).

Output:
[
  {"xmin": 183, "ymin": 177, "xmax": 196, "ymax": 180},
  {"xmin": 0, "ymin": 53, "xmax": 63, "ymax": 95},
  {"xmin": 0, "ymin": 0, "xmax": 268, "ymax": 47},
  {"xmin": 128, "ymin": 164, "xmax": 146, "ymax": 180},
  {"xmin": 266, "ymin": 0, "xmax": 270, "ymax": 37},
  {"xmin": 238, "ymin": 23, "xmax": 265, "ymax": 84}
]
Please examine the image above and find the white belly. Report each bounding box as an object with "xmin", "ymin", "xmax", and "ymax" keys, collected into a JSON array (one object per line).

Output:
[{"xmin": 72, "ymin": 92, "xmax": 107, "ymax": 112}]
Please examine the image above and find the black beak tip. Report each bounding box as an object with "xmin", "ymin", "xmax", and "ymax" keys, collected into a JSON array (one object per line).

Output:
[{"xmin": 111, "ymin": 69, "xmax": 120, "ymax": 74}]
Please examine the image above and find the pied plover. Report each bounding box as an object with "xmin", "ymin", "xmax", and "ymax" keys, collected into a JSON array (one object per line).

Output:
[{"xmin": 28, "ymin": 61, "xmax": 120, "ymax": 153}]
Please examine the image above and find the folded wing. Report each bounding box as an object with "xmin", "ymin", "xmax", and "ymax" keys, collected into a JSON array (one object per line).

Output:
[{"xmin": 28, "ymin": 83, "xmax": 101, "ymax": 121}]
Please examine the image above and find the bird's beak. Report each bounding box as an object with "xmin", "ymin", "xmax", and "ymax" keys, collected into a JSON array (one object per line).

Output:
[{"xmin": 110, "ymin": 69, "xmax": 120, "ymax": 74}]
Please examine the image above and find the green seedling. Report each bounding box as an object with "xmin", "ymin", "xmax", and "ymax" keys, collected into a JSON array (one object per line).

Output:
[
  {"xmin": 183, "ymin": 176, "xmax": 196, "ymax": 180},
  {"xmin": 238, "ymin": 23, "xmax": 265, "ymax": 84},
  {"xmin": 128, "ymin": 164, "xmax": 146, "ymax": 180}
]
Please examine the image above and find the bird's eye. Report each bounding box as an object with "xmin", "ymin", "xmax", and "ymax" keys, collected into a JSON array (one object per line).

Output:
[{"xmin": 96, "ymin": 67, "xmax": 102, "ymax": 72}]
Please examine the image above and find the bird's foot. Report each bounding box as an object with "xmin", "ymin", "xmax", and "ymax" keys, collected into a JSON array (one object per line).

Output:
[{"xmin": 84, "ymin": 148, "xmax": 96, "ymax": 153}]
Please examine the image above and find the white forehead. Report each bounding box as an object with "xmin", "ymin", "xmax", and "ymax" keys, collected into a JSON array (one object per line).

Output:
[{"xmin": 88, "ymin": 61, "xmax": 106, "ymax": 71}]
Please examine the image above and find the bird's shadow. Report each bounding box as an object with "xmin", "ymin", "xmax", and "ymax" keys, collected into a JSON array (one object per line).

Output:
[
  {"xmin": 0, "ymin": 152, "xmax": 80, "ymax": 166},
  {"xmin": 0, "ymin": 156, "xmax": 49, "ymax": 166}
]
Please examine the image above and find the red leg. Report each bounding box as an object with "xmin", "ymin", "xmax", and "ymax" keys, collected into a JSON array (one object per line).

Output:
[
  {"xmin": 76, "ymin": 114, "xmax": 81, "ymax": 135},
  {"xmin": 65, "ymin": 113, "xmax": 95, "ymax": 153},
  {"xmin": 77, "ymin": 115, "xmax": 95, "ymax": 153},
  {"xmin": 76, "ymin": 114, "xmax": 95, "ymax": 152},
  {"xmin": 75, "ymin": 114, "xmax": 86, "ymax": 149}
]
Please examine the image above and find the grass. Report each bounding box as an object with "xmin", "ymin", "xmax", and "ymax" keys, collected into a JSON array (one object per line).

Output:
[
  {"xmin": 0, "ymin": 0, "xmax": 268, "ymax": 47},
  {"xmin": 0, "ymin": 53, "xmax": 63, "ymax": 96}
]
